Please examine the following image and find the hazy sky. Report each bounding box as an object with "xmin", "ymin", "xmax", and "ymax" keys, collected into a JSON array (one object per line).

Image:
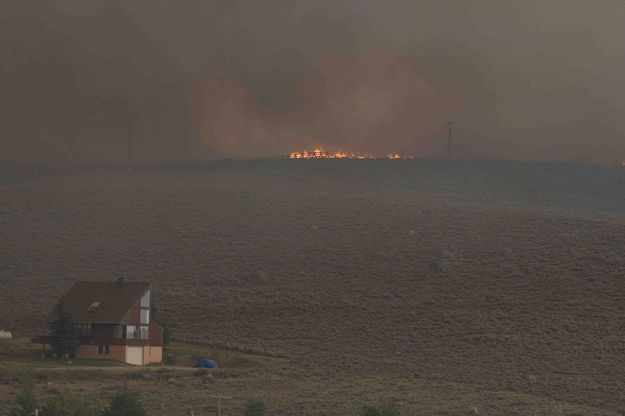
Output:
[{"xmin": 1, "ymin": 0, "xmax": 624, "ymax": 163}]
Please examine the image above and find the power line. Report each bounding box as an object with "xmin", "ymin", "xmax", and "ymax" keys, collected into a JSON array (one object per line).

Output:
[{"xmin": 6, "ymin": 113, "xmax": 111, "ymax": 130}]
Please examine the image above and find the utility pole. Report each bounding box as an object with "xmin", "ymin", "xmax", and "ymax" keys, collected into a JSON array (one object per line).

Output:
[
  {"xmin": 127, "ymin": 112, "xmax": 135, "ymax": 173},
  {"xmin": 447, "ymin": 121, "xmax": 455, "ymax": 160}
]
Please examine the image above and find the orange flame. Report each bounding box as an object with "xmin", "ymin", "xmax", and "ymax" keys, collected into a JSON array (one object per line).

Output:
[{"xmin": 288, "ymin": 148, "xmax": 411, "ymax": 159}]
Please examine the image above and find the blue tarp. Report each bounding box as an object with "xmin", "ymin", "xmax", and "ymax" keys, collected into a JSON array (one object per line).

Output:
[{"xmin": 195, "ymin": 358, "xmax": 218, "ymax": 369}]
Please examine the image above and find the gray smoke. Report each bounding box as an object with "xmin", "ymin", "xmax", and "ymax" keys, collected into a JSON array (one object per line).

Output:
[{"xmin": 1, "ymin": 0, "xmax": 624, "ymax": 164}]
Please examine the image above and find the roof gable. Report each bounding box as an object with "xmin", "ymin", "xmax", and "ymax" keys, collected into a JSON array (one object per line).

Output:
[{"xmin": 57, "ymin": 281, "xmax": 150, "ymax": 324}]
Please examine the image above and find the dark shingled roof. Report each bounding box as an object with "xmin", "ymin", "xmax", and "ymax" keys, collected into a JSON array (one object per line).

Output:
[{"xmin": 54, "ymin": 281, "xmax": 150, "ymax": 324}]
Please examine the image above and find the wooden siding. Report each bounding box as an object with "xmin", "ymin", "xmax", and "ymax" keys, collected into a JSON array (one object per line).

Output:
[
  {"xmin": 149, "ymin": 321, "xmax": 164, "ymax": 346},
  {"xmin": 75, "ymin": 345, "xmax": 125, "ymax": 362},
  {"xmin": 120, "ymin": 300, "xmax": 140, "ymax": 325},
  {"xmin": 143, "ymin": 345, "xmax": 162, "ymax": 364}
]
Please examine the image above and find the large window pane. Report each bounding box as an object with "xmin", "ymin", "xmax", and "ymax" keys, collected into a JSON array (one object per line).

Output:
[
  {"xmin": 140, "ymin": 291, "xmax": 150, "ymax": 308},
  {"xmin": 140, "ymin": 309, "xmax": 150, "ymax": 324},
  {"xmin": 126, "ymin": 325, "xmax": 136, "ymax": 339}
]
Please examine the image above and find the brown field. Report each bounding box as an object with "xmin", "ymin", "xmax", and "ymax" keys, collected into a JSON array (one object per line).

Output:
[{"xmin": 1, "ymin": 160, "xmax": 625, "ymax": 415}]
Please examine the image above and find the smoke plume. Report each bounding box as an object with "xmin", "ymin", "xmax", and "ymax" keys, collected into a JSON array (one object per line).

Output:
[
  {"xmin": 190, "ymin": 52, "xmax": 460, "ymax": 158},
  {"xmin": 1, "ymin": 1, "xmax": 624, "ymax": 164}
]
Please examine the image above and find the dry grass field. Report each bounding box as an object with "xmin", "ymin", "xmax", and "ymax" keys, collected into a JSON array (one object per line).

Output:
[
  {"xmin": 1, "ymin": 338, "xmax": 616, "ymax": 415},
  {"xmin": 1, "ymin": 159, "xmax": 625, "ymax": 414}
]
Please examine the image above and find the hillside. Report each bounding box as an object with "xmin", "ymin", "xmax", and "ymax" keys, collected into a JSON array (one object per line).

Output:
[{"xmin": 1, "ymin": 160, "xmax": 625, "ymax": 414}]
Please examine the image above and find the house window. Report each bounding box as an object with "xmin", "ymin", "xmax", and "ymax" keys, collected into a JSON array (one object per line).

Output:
[
  {"xmin": 98, "ymin": 345, "xmax": 109, "ymax": 354},
  {"xmin": 140, "ymin": 309, "xmax": 150, "ymax": 325},
  {"xmin": 139, "ymin": 325, "xmax": 149, "ymax": 340},
  {"xmin": 140, "ymin": 291, "xmax": 150, "ymax": 308},
  {"xmin": 126, "ymin": 325, "xmax": 137, "ymax": 339},
  {"xmin": 77, "ymin": 324, "xmax": 92, "ymax": 336}
]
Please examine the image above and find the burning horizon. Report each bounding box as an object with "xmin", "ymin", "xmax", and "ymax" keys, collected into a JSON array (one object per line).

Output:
[
  {"xmin": 190, "ymin": 51, "xmax": 462, "ymax": 160},
  {"xmin": 287, "ymin": 147, "xmax": 407, "ymax": 159}
]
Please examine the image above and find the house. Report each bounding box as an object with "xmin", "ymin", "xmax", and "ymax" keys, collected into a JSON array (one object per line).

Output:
[{"xmin": 32, "ymin": 278, "xmax": 163, "ymax": 365}]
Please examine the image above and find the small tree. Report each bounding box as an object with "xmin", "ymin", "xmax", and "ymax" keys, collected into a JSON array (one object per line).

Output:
[
  {"xmin": 7, "ymin": 386, "xmax": 38, "ymax": 416},
  {"xmin": 50, "ymin": 300, "xmax": 75, "ymax": 359},
  {"xmin": 244, "ymin": 399, "xmax": 266, "ymax": 416},
  {"xmin": 101, "ymin": 385, "xmax": 146, "ymax": 416}
]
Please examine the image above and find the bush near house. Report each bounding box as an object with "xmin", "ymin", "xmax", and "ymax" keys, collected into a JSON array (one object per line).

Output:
[{"xmin": 6, "ymin": 387, "xmax": 37, "ymax": 416}]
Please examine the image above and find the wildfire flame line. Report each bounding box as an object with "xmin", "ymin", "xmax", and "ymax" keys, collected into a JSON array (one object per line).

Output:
[{"xmin": 288, "ymin": 148, "xmax": 409, "ymax": 160}]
